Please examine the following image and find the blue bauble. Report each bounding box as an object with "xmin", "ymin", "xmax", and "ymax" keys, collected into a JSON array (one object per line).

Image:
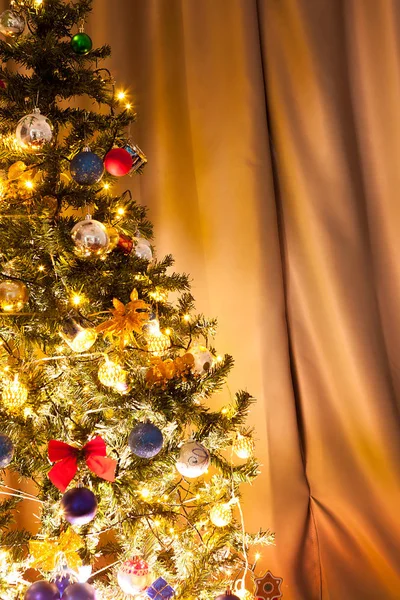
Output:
[
  {"xmin": 62, "ymin": 582, "xmax": 96, "ymax": 600},
  {"xmin": 70, "ymin": 148, "xmax": 104, "ymax": 185},
  {"xmin": 24, "ymin": 581, "xmax": 59, "ymax": 600},
  {"xmin": 61, "ymin": 487, "xmax": 98, "ymax": 526},
  {"xmin": 129, "ymin": 422, "xmax": 163, "ymax": 458},
  {"xmin": 0, "ymin": 433, "xmax": 13, "ymax": 468}
]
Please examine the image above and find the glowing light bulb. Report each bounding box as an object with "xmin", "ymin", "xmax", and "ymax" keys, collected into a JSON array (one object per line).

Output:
[
  {"xmin": 103, "ymin": 182, "xmax": 111, "ymax": 191},
  {"xmin": 183, "ymin": 314, "xmax": 191, "ymax": 322},
  {"xmin": 140, "ymin": 488, "xmax": 150, "ymax": 499},
  {"xmin": 255, "ymin": 552, "xmax": 261, "ymax": 561},
  {"xmin": 24, "ymin": 180, "xmax": 34, "ymax": 190},
  {"xmin": 117, "ymin": 90, "xmax": 126, "ymax": 101},
  {"xmin": 37, "ymin": 265, "xmax": 45, "ymax": 272},
  {"xmin": 71, "ymin": 293, "xmax": 83, "ymax": 306},
  {"xmin": 216, "ymin": 355, "xmax": 223, "ymax": 363},
  {"xmin": 164, "ymin": 328, "xmax": 171, "ymax": 336},
  {"xmin": 116, "ymin": 206, "xmax": 125, "ymax": 216}
]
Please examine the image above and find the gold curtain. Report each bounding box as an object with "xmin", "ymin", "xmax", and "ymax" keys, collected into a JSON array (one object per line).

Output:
[{"xmin": 4, "ymin": 0, "xmax": 400, "ymax": 597}]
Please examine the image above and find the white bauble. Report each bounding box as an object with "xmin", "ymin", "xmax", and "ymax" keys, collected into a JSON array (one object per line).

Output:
[
  {"xmin": 189, "ymin": 345, "xmax": 213, "ymax": 375},
  {"xmin": 117, "ymin": 559, "xmax": 151, "ymax": 596},
  {"xmin": 176, "ymin": 441, "xmax": 210, "ymax": 478}
]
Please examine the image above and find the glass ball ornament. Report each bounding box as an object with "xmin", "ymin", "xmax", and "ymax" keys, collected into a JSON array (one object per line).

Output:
[
  {"xmin": 24, "ymin": 581, "xmax": 59, "ymax": 600},
  {"xmin": 16, "ymin": 109, "xmax": 53, "ymax": 152},
  {"xmin": 176, "ymin": 440, "xmax": 210, "ymax": 478},
  {"xmin": 215, "ymin": 590, "xmax": 240, "ymax": 600},
  {"xmin": 71, "ymin": 32, "xmax": 93, "ymax": 55},
  {"xmin": 70, "ymin": 148, "xmax": 104, "ymax": 185},
  {"xmin": 71, "ymin": 215, "xmax": 110, "ymax": 258},
  {"xmin": 233, "ymin": 433, "xmax": 255, "ymax": 460},
  {"xmin": 145, "ymin": 319, "xmax": 171, "ymax": 355},
  {"xmin": 129, "ymin": 422, "xmax": 164, "ymax": 458},
  {"xmin": 188, "ymin": 345, "xmax": 213, "ymax": 375},
  {"xmin": 0, "ymin": 433, "xmax": 13, "ymax": 468},
  {"xmin": 61, "ymin": 487, "xmax": 98, "ymax": 526},
  {"xmin": 2, "ymin": 375, "xmax": 28, "ymax": 414},
  {"xmin": 62, "ymin": 582, "xmax": 96, "ymax": 600},
  {"xmin": 104, "ymin": 147, "xmax": 132, "ymax": 176},
  {"xmin": 210, "ymin": 502, "xmax": 233, "ymax": 527},
  {"xmin": 0, "ymin": 280, "xmax": 28, "ymax": 312},
  {"xmin": 135, "ymin": 236, "xmax": 153, "ymax": 260},
  {"xmin": 117, "ymin": 557, "xmax": 152, "ymax": 596},
  {"xmin": 98, "ymin": 358, "xmax": 129, "ymax": 394},
  {"xmin": 0, "ymin": 9, "xmax": 25, "ymax": 37},
  {"xmin": 60, "ymin": 316, "xmax": 97, "ymax": 353},
  {"xmin": 53, "ymin": 571, "xmax": 75, "ymax": 596}
]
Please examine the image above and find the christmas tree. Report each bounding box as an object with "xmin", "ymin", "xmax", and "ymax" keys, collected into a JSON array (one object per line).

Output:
[{"xmin": 0, "ymin": 1, "xmax": 273, "ymax": 599}]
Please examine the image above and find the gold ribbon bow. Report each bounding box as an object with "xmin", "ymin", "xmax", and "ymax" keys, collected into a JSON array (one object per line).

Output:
[{"xmin": 29, "ymin": 529, "xmax": 84, "ymax": 571}]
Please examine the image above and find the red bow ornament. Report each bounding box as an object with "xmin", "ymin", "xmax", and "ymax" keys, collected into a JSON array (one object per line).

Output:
[{"xmin": 48, "ymin": 436, "xmax": 117, "ymax": 492}]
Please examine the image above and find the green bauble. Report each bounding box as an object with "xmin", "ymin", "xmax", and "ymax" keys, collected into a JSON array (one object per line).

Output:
[{"xmin": 71, "ymin": 32, "xmax": 92, "ymax": 55}]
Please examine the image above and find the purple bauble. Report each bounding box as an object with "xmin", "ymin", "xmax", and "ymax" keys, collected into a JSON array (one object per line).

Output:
[
  {"xmin": 62, "ymin": 583, "xmax": 96, "ymax": 600},
  {"xmin": 61, "ymin": 487, "xmax": 98, "ymax": 526},
  {"xmin": 128, "ymin": 422, "xmax": 163, "ymax": 458},
  {"xmin": 24, "ymin": 581, "xmax": 59, "ymax": 600},
  {"xmin": 54, "ymin": 573, "xmax": 73, "ymax": 595}
]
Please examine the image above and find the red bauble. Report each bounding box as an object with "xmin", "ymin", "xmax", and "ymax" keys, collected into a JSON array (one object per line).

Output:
[
  {"xmin": 0, "ymin": 79, "xmax": 6, "ymax": 89},
  {"xmin": 104, "ymin": 148, "xmax": 132, "ymax": 177},
  {"xmin": 117, "ymin": 233, "xmax": 134, "ymax": 255}
]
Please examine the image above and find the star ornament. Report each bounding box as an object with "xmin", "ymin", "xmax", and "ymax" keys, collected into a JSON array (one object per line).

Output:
[{"xmin": 254, "ymin": 571, "xmax": 283, "ymax": 600}]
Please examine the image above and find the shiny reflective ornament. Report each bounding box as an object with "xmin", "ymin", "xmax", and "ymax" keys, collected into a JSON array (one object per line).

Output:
[
  {"xmin": 16, "ymin": 109, "xmax": 53, "ymax": 151},
  {"xmin": 61, "ymin": 487, "xmax": 98, "ymax": 526},
  {"xmin": 0, "ymin": 9, "xmax": 25, "ymax": 37},
  {"xmin": 135, "ymin": 236, "xmax": 153, "ymax": 260},
  {"xmin": 70, "ymin": 148, "xmax": 104, "ymax": 185},
  {"xmin": 129, "ymin": 422, "xmax": 164, "ymax": 458},
  {"xmin": 210, "ymin": 502, "xmax": 233, "ymax": 527},
  {"xmin": 2, "ymin": 375, "xmax": 28, "ymax": 414},
  {"xmin": 62, "ymin": 582, "xmax": 96, "ymax": 600},
  {"xmin": 176, "ymin": 440, "xmax": 210, "ymax": 478},
  {"xmin": 104, "ymin": 147, "xmax": 132, "ymax": 176},
  {"xmin": 98, "ymin": 358, "xmax": 129, "ymax": 393},
  {"xmin": 53, "ymin": 571, "xmax": 75, "ymax": 595},
  {"xmin": 215, "ymin": 590, "xmax": 240, "ymax": 600},
  {"xmin": 0, "ymin": 433, "xmax": 13, "ymax": 468},
  {"xmin": 145, "ymin": 319, "xmax": 170, "ymax": 355},
  {"xmin": 233, "ymin": 433, "xmax": 255, "ymax": 459},
  {"xmin": 71, "ymin": 215, "xmax": 110, "ymax": 258},
  {"xmin": 70, "ymin": 32, "xmax": 93, "ymax": 55},
  {"xmin": 117, "ymin": 557, "xmax": 152, "ymax": 596},
  {"xmin": 0, "ymin": 280, "xmax": 28, "ymax": 312},
  {"xmin": 189, "ymin": 345, "xmax": 213, "ymax": 375},
  {"xmin": 60, "ymin": 316, "xmax": 97, "ymax": 353},
  {"xmin": 24, "ymin": 581, "xmax": 59, "ymax": 600},
  {"xmin": 125, "ymin": 142, "xmax": 147, "ymax": 173}
]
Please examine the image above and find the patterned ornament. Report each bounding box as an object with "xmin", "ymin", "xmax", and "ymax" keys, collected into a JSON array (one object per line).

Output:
[
  {"xmin": 2, "ymin": 375, "xmax": 28, "ymax": 414},
  {"xmin": 254, "ymin": 571, "xmax": 283, "ymax": 600},
  {"xmin": 189, "ymin": 345, "xmax": 213, "ymax": 375},
  {"xmin": 0, "ymin": 9, "xmax": 25, "ymax": 37},
  {"xmin": 29, "ymin": 529, "xmax": 84, "ymax": 572},
  {"xmin": 176, "ymin": 441, "xmax": 210, "ymax": 478},
  {"xmin": 60, "ymin": 316, "xmax": 97, "ymax": 353},
  {"xmin": 16, "ymin": 109, "xmax": 53, "ymax": 151},
  {"xmin": 116, "ymin": 233, "xmax": 134, "ymax": 255},
  {"xmin": 233, "ymin": 433, "xmax": 255, "ymax": 460},
  {"xmin": 104, "ymin": 147, "xmax": 132, "ymax": 176},
  {"xmin": 129, "ymin": 422, "xmax": 164, "ymax": 458},
  {"xmin": 124, "ymin": 142, "xmax": 147, "ymax": 173},
  {"xmin": 0, "ymin": 280, "xmax": 28, "ymax": 312},
  {"xmin": 62, "ymin": 582, "xmax": 96, "ymax": 600},
  {"xmin": 145, "ymin": 319, "xmax": 170, "ymax": 355},
  {"xmin": 146, "ymin": 577, "xmax": 175, "ymax": 600},
  {"xmin": 0, "ymin": 433, "xmax": 13, "ymax": 468},
  {"xmin": 117, "ymin": 557, "xmax": 152, "ymax": 595},
  {"xmin": 96, "ymin": 289, "xmax": 150, "ymax": 347},
  {"xmin": 135, "ymin": 236, "xmax": 153, "ymax": 260},
  {"xmin": 71, "ymin": 215, "xmax": 110, "ymax": 258},
  {"xmin": 71, "ymin": 32, "xmax": 93, "ymax": 55},
  {"xmin": 61, "ymin": 487, "xmax": 98, "ymax": 526},
  {"xmin": 98, "ymin": 358, "xmax": 129, "ymax": 393},
  {"xmin": 70, "ymin": 148, "xmax": 104, "ymax": 185},
  {"xmin": 210, "ymin": 502, "xmax": 233, "ymax": 527}
]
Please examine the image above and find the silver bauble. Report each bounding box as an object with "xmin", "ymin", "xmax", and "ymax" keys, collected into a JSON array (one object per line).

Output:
[
  {"xmin": 135, "ymin": 237, "xmax": 153, "ymax": 260},
  {"xmin": 16, "ymin": 109, "xmax": 53, "ymax": 152},
  {"xmin": 71, "ymin": 215, "xmax": 110, "ymax": 258},
  {"xmin": 0, "ymin": 9, "xmax": 25, "ymax": 37}
]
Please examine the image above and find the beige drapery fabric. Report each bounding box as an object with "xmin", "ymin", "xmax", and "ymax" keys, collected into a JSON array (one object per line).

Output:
[{"xmin": 4, "ymin": 0, "xmax": 400, "ymax": 597}]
